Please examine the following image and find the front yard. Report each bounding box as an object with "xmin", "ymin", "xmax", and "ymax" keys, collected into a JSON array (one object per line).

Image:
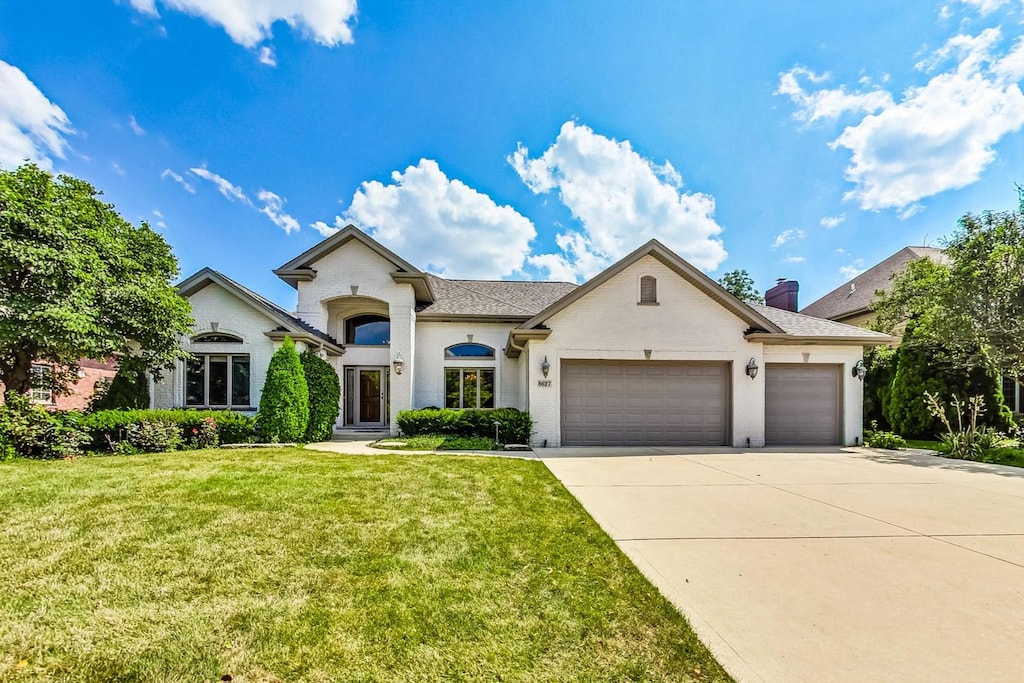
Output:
[{"xmin": 0, "ymin": 448, "xmax": 727, "ymax": 682}]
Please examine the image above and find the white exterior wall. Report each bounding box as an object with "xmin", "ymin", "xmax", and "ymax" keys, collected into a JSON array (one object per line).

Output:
[
  {"xmin": 525, "ymin": 256, "xmax": 766, "ymax": 448},
  {"xmin": 412, "ymin": 321, "xmax": 520, "ymax": 409},
  {"xmin": 763, "ymin": 345, "xmax": 865, "ymax": 446}
]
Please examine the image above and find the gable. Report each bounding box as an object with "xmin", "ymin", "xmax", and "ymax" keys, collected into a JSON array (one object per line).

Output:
[{"xmin": 187, "ymin": 281, "xmax": 281, "ymax": 332}]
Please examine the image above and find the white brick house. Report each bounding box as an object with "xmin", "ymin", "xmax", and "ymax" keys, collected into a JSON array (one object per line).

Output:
[{"xmin": 156, "ymin": 226, "xmax": 892, "ymax": 447}]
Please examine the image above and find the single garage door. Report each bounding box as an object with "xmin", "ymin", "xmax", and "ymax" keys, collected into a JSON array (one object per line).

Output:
[
  {"xmin": 765, "ymin": 364, "xmax": 841, "ymax": 445},
  {"xmin": 561, "ymin": 361, "xmax": 729, "ymax": 446}
]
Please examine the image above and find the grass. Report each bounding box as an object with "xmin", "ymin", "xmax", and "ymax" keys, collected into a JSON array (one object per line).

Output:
[
  {"xmin": 0, "ymin": 448, "xmax": 727, "ymax": 682},
  {"xmin": 369, "ymin": 434, "xmax": 497, "ymax": 451},
  {"xmin": 901, "ymin": 439, "xmax": 1024, "ymax": 468}
]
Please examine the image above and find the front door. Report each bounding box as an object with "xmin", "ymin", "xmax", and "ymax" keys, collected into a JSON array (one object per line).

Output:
[{"xmin": 355, "ymin": 367, "xmax": 386, "ymax": 427}]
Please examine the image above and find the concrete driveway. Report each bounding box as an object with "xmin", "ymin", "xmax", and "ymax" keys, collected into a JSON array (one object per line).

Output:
[{"xmin": 541, "ymin": 446, "xmax": 1024, "ymax": 682}]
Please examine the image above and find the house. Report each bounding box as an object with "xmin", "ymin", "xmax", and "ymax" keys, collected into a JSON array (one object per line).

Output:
[
  {"xmin": 801, "ymin": 245, "xmax": 1023, "ymax": 413},
  {"xmin": 0, "ymin": 358, "xmax": 118, "ymax": 411},
  {"xmin": 153, "ymin": 226, "xmax": 892, "ymax": 447}
]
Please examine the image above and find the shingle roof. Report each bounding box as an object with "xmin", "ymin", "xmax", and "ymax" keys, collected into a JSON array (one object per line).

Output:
[
  {"xmin": 419, "ymin": 275, "xmax": 579, "ymax": 317},
  {"xmin": 799, "ymin": 246, "xmax": 947, "ymax": 321},
  {"xmin": 751, "ymin": 304, "xmax": 893, "ymax": 340}
]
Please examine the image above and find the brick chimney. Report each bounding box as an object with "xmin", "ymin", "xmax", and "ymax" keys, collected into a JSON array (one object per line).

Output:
[{"xmin": 765, "ymin": 278, "xmax": 799, "ymax": 312}]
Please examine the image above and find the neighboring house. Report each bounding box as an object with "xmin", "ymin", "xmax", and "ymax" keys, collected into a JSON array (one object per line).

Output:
[
  {"xmin": 801, "ymin": 245, "xmax": 1023, "ymax": 413},
  {"xmin": 0, "ymin": 358, "xmax": 118, "ymax": 410},
  {"xmin": 153, "ymin": 226, "xmax": 891, "ymax": 447}
]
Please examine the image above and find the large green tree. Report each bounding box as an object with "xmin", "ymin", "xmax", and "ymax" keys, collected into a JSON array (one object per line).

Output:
[
  {"xmin": 717, "ymin": 269, "xmax": 764, "ymax": 304},
  {"xmin": 0, "ymin": 163, "xmax": 193, "ymax": 396}
]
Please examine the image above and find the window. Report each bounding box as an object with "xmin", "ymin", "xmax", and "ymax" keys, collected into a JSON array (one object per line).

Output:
[
  {"xmin": 30, "ymin": 364, "xmax": 53, "ymax": 404},
  {"xmin": 445, "ymin": 368, "xmax": 494, "ymax": 409},
  {"xmin": 1003, "ymin": 375, "xmax": 1022, "ymax": 413},
  {"xmin": 193, "ymin": 333, "xmax": 243, "ymax": 343},
  {"xmin": 186, "ymin": 354, "xmax": 250, "ymax": 407},
  {"xmin": 639, "ymin": 275, "xmax": 658, "ymax": 304},
  {"xmin": 345, "ymin": 315, "xmax": 390, "ymax": 345},
  {"xmin": 444, "ymin": 343, "xmax": 495, "ymax": 359}
]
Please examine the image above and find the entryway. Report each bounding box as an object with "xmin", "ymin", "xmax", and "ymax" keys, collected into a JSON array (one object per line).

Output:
[{"xmin": 344, "ymin": 366, "xmax": 389, "ymax": 428}]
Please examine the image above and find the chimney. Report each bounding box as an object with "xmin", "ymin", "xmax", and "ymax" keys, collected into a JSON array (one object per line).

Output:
[{"xmin": 765, "ymin": 278, "xmax": 799, "ymax": 312}]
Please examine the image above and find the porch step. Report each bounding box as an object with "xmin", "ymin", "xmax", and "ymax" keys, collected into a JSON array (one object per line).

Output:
[{"xmin": 332, "ymin": 429, "xmax": 391, "ymax": 442}]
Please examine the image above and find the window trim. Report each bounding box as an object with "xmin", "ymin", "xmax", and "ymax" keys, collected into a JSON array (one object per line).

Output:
[
  {"xmin": 30, "ymin": 364, "xmax": 54, "ymax": 404},
  {"xmin": 444, "ymin": 367, "xmax": 496, "ymax": 409},
  {"xmin": 444, "ymin": 343, "xmax": 496, "ymax": 359},
  {"xmin": 638, "ymin": 275, "xmax": 659, "ymax": 305},
  {"xmin": 185, "ymin": 353, "xmax": 252, "ymax": 409}
]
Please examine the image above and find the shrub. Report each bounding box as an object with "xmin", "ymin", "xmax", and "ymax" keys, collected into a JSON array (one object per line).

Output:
[
  {"xmin": 255, "ymin": 337, "xmax": 309, "ymax": 443},
  {"xmin": 187, "ymin": 416, "xmax": 219, "ymax": 449},
  {"xmin": 397, "ymin": 407, "xmax": 533, "ymax": 444},
  {"xmin": 126, "ymin": 420, "xmax": 182, "ymax": 452},
  {"xmin": 89, "ymin": 356, "xmax": 149, "ymax": 411},
  {"xmin": 924, "ymin": 392, "xmax": 1017, "ymax": 460},
  {"xmin": 863, "ymin": 345, "xmax": 896, "ymax": 431},
  {"xmin": 300, "ymin": 350, "xmax": 340, "ymax": 442},
  {"xmin": 864, "ymin": 424, "xmax": 906, "ymax": 450},
  {"xmin": 0, "ymin": 393, "xmax": 89, "ymax": 459},
  {"xmin": 83, "ymin": 409, "xmax": 255, "ymax": 451}
]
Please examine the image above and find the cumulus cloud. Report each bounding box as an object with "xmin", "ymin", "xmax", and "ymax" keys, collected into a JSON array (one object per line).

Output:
[
  {"xmin": 771, "ymin": 228, "xmax": 805, "ymax": 248},
  {"xmin": 820, "ymin": 214, "xmax": 846, "ymax": 229},
  {"xmin": 0, "ymin": 60, "xmax": 73, "ymax": 169},
  {"xmin": 779, "ymin": 27, "xmax": 1024, "ymax": 212},
  {"xmin": 335, "ymin": 158, "xmax": 537, "ymax": 279},
  {"xmin": 839, "ymin": 260, "xmax": 865, "ymax": 279},
  {"xmin": 128, "ymin": 0, "xmax": 358, "ymax": 48},
  {"xmin": 509, "ymin": 121, "xmax": 727, "ymax": 281},
  {"xmin": 776, "ymin": 67, "xmax": 893, "ymax": 124},
  {"xmin": 161, "ymin": 168, "xmax": 195, "ymax": 193},
  {"xmin": 258, "ymin": 46, "xmax": 277, "ymax": 66},
  {"xmin": 310, "ymin": 220, "xmax": 339, "ymax": 237},
  {"xmin": 957, "ymin": 0, "xmax": 1010, "ymax": 14},
  {"xmin": 129, "ymin": 115, "xmax": 145, "ymax": 136},
  {"xmin": 257, "ymin": 189, "xmax": 299, "ymax": 233}
]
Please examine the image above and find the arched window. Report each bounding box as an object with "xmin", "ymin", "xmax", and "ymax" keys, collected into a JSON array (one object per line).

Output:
[
  {"xmin": 444, "ymin": 343, "xmax": 495, "ymax": 359},
  {"xmin": 639, "ymin": 276, "xmax": 658, "ymax": 304},
  {"xmin": 345, "ymin": 314, "xmax": 390, "ymax": 345},
  {"xmin": 193, "ymin": 332, "xmax": 243, "ymax": 343}
]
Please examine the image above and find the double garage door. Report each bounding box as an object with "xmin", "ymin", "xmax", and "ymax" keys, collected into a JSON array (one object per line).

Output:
[
  {"xmin": 561, "ymin": 361, "xmax": 729, "ymax": 446},
  {"xmin": 560, "ymin": 360, "xmax": 842, "ymax": 447}
]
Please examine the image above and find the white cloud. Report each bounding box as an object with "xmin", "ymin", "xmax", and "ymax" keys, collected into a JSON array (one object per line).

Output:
[
  {"xmin": 257, "ymin": 189, "xmax": 299, "ymax": 233},
  {"xmin": 839, "ymin": 260, "xmax": 865, "ymax": 279},
  {"xmin": 780, "ymin": 27, "xmax": 1024, "ymax": 212},
  {"xmin": 776, "ymin": 66, "xmax": 893, "ymax": 124},
  {"xmin": 771, "ymin": 228, "xmax": 805, "ymax": 248},
  {"xmin": 258, "ymin": 46, "xmax": 277, "ymax": 66},
  {"xmin": 310, "ymin": 220, "xmax": 339, "ymax": 237},
  {"xmin": 152, "ymin": 210, "xmax": 166, "ymax": 228},
  {"xmin": 0, "ymin": 60, "xmax": 73, "ymax": 169},
  {"xmin": 784, "ymin": 255, "xmax": 806, "ymax": 263},
  {"xmin": 111, "ymin": 161, "xmax": 126, "ymax": 176},
  {"xmin": 190, "ymin": 165, "xmax": 251, "ymax": 204},
  {"xmin": 129, "ymin": 0, "xmax": 358, "ymax": 48},
  {"xmin": 129, "ymin": 115, "xmax": 145, "ymax": 136},
  {"xmin": 161, "ymin": 168, "xmax": 195, "ymax": 193},
  {"xmin": 820, "ymin": 214, "xmax": 846, "ymax": 229},
  {"xmin": 509, "ymin": 121, "xmax": 727, "ymax": 281},
  {"xmin": 337, "ymin": 159, "xmax": 536, "ymax": 279},
  {"xmin": 957, "ymin": 0, "xmax": 1010, "ymax": 15}
]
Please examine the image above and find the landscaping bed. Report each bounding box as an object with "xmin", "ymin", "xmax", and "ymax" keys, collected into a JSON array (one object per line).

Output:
[
  {"xmin": 902, "ymin": 439, "xmax": 1024, "ymax": 468},
  {"xmin": 0, "ymin": 448, "xmax": 727, "ymax": 682}
]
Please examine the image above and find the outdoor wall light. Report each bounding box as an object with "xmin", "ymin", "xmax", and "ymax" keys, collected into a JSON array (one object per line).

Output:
[
  {"xmin": 393, "ymin": 352, "xmax": 404, "ymax": 375},
  {"xmin": 541, "ymin": 356, "xmax": 551, "ymax": 378},
  {"xmin": 745, "ymin": 358, "xmax": 759, "ymax": 380},
  {"xmin": 852, "ymin": 359, "xmax": 867, "ymax": 381}
]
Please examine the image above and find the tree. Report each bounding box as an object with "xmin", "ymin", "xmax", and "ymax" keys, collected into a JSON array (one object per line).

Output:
[
  {"xmin": 89, "ymin": 356, "xmax": 149, "ymax": 411},
  {"xmin": 0, "ymin": 164, "xmax": 193, "ymax": 396},
  {"xmin": 717, "ymin": 270, "xmax": 764, "ymax": 304},
  {"xmin": 300, "ymin": 349, "xmax": 340, "ymax": 442},
  {"xmin": 255, "ymin": 337, "xmax": 309, "ymax": 443}
]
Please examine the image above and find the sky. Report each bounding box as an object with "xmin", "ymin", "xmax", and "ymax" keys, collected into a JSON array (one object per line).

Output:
[{"xmin": 2, "ymin": 0, "xmax": 1024, "ymax": 311}]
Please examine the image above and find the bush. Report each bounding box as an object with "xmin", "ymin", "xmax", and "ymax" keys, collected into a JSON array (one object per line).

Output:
[
  {"xmin": 255, "ymin": 337, "xmax": 309, "ymax": 443},
  {"xmin": 864, "ymin": 423, "xmax": 907, "ymax": 450},
  {"xmin": 300, "ymin": 350, "xmax": 340, "ymax": 442},
  {"xmin": 924, "ymin": 392, "xmax": 1018, "ymax": 460},
  {"xmin": 89, "ymin": 356, "xmax": 149, "ymax": 411},
  {"xmin": 0, "ymin": 392, "xmax": 89, "ymax": 459},
  {"xmin": 397, "ymin": 407, "xmax": 533, "ymax": 444},
  {"xmin": 83, "ymin": 409, "xmax": 255, "ymax": 451},
  {"xmin": 126, "ymin": 420, "xmax": 182, "ymax": 452},
  {"xmin": 863, "ymin": 345, "xmax": 896, "ymax": 431}
]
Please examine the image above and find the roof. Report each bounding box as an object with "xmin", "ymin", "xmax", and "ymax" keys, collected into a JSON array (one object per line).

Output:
[
  {"xmin": 274, "ymin": 225, "xmax": 422, "ymax": 289},
  {"xmin": 748, "ymin": 304, "xmax": 895, "ymax": 344},
  {"xmin": 418, "ymin": 275, "xmax": 578, "ymax": 319},
  {"xmin": 800, "ymin": 246, "xmax": 947, "ymax": 321},
  {"xmin": 177, "ymin": 268, "xmax": 343, "ymax": 353}
]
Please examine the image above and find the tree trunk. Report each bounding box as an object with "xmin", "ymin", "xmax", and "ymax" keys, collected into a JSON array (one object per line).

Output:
[{"xmin": 1, "ymin": 352, "xmax": 33, "ymax": 396}]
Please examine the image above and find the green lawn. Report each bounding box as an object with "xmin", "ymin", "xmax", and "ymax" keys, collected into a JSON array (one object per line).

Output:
[
  {"xmin": 369, "ymin": 434, "xmax": 497, "ymax": 451},
  {"xmin": 0, "ymin": 449, "xmax": 727, "ymax": 682},
  {"xmin": 902, "ymin": 439, "xmax": 1024, "ymax": 468}
]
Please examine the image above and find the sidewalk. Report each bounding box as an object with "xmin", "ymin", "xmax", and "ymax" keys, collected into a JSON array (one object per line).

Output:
[{"xmin": 305, "ymin": 439, "xmax": 537, "ymax": 459}]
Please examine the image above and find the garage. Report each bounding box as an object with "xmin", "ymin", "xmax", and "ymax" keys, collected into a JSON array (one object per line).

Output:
[
  {"xmin": 765, "ymin": 364, "xmax": 841, "ymax": 445},
  {"xmin": 560, "ymin": 361, "xmax": 729, "ymax": 446}
]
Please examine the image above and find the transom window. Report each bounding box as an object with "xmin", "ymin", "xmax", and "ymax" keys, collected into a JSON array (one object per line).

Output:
[
  {"xmin": 30, "ymin": 364, "xmax": 53, "ymax": 404},
  {"xmin": 639, "ymin": 275, "xmax": 658, "ymax": 304},
  {"xmin": 445, "ymin": 368, "xmax": 495, "ymax": 409},
  {"xmin": 193, "ymin": 333, "xmax": 243, "ymax": 343},
  {"xmin": 444, "ymin": 343, "xmax": 495, "ymax": 359},
  {"xmin": 345, "ymin": 315, "xmax": 390, "ymax": 345},
  {"xmin": 186, "ymin": 354, "xmax": 250, "ymax": 407}
]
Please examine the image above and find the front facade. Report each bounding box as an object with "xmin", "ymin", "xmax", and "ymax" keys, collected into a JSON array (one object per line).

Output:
[{"xmin": 155, "ymin": 226, "xmax": 892, "ymax": 447}]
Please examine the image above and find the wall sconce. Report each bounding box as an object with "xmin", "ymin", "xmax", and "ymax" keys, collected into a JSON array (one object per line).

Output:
[
  {"xmin": 540, "ymin": 356, "xmax": 551, "ymax": 378},
  {"xmin": 393, "ymin": 352, "xmax": 405, "ymax": 375},
  {"xmin": 852, "ymin": 359, "xmax": 867, "ymax": 381},
  {"xmin": 745, "ymin": 358, "xmax": 759, "ymax": 380}
]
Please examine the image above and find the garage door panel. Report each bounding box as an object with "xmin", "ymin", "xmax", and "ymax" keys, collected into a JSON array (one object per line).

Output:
[
  {"xmin": 765, "ymin": 364, "xmax": 841, "ymax": 445},
  {"xmin": 561, "ymin": 361, "xmax": 729, "ymax": 446}
]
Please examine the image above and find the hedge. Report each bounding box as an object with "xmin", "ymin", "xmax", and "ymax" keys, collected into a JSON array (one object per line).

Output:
[
  {"xmin": 83, "ymin": 409, "xmax": 256, "ymax": 451},
  {"xmin": 300, "ymin": 350, "xmax": 340, "ymax": 442},
  {"xmin": 396, "ymin": 407, "xmax": 533, "ymax": 444}
]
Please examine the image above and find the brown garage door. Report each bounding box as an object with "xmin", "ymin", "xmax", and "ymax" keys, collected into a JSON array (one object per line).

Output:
[
  {"xmin": 561, "ymin": 361, "xmax": 729, "ymax": 446},
  {"xmin": 765, "ymin": 364, "xmax": 841, "ymax": 445}
]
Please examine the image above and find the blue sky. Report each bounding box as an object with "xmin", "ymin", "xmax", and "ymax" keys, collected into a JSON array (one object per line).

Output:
[{"xmin": 2, "ymin": 1, "xmax": 1023, "ymax": 310}]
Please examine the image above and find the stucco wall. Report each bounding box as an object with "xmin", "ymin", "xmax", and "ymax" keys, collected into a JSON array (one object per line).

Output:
[
  {"xmin": 524, "ymin": 255, "xmax": 767, "ymax": 448},
  {"xmin": 412, "ymin": 322, "xmax": 520, "ymax": 410}
]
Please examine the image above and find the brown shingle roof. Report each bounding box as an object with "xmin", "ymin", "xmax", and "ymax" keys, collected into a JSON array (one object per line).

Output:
[
  {"xmin": 799, "ymin": 246, "xmax": 947, "ymax": 321},
  {"xmin": 419, "ymin": 275, "xmax": 579, "ymax": 317},
  {"xmin": 751, "ymin": 304, "xmax": 893, "ymax": 340}
]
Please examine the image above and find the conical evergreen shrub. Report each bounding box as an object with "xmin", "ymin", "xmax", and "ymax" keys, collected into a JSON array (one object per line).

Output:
[
  {"xmin": 300, "ymin": 350, "xmax": 340, "ymax": 442},
  {"xmin": 255, "ymin": 337, "xmax": 309, "ymax": 442}
]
